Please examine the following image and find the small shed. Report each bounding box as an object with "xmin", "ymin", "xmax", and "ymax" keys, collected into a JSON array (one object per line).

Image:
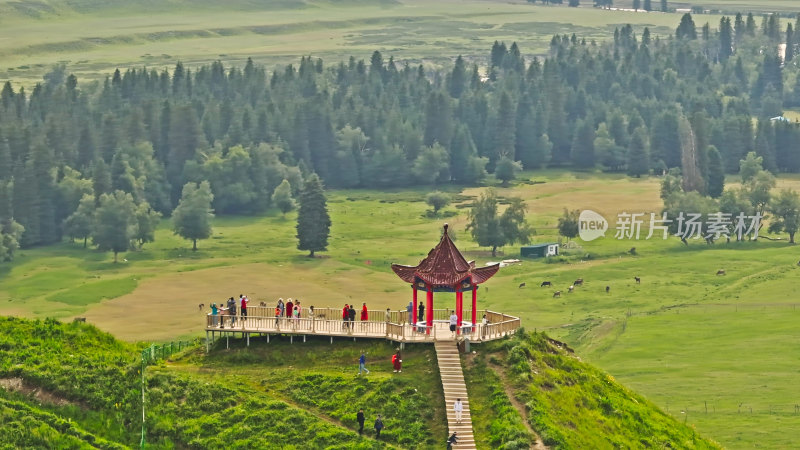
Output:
[{"xmin": 521, "ymin": 243, "xmax": 559, "ymax": 258}]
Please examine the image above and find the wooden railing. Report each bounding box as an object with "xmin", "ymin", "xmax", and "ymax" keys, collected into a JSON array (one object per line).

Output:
[{"xmin": 205, "ymin": 308, "xmax": 520, "ymax": 342}]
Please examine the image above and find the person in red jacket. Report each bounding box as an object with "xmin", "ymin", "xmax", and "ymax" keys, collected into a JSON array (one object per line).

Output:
[
  {"xmin": 392, "ymin": 349, "xmax": 402, "ymax": 373},
  {"xmin": 342, "ymin": 304, "xmax": 349, "ymax": 330},
  {"xmin": 360, "ymin": 302, "xmax": 368, "ymax": 329}
]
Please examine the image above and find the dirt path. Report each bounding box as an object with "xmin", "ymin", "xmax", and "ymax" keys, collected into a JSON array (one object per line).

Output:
[{"xmin": 485, "ymin": 363, "xmax": 548, "ymax": 450}]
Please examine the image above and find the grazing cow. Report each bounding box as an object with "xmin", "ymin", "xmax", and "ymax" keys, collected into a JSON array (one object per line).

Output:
[
  {"xmin": 605, "ymin": 286, "xmax": 610, "ymax": 294},
  {"xmin": 573, "ymin": 278, "xmax": 584, "ymax": 286},
  {"xmin": 198, "ymin": 303, "xmax": 205, "ymax": 311},
  {"xmin": 634, "ymin": 276, "xmax": 641, "ymax": 284},
  {"xmin": 797, "ymin": 260, "xmax": 800, "ymax": 266},
  {"xmin": 568, "ymin": 285, "xmax": 574, "ymax": 293},
  {"xmin": 716, "ymin": 269, "xmax": 726, "ymax": 276},
  {"xmin": 518, "ymin": 282, "xmax": 526, "ymax": 288},
  {"xmin": 629, "ymin": 247, "xmax": 637, "ymax": 255},
  {"xmin": 259, "ymin": 301, "xmax": 267, "ymax": 307},
  {"xmin": 73, "ymin": 317, "xmax": 86, "ymax": 323},
  {"xmin": 553, "ymin": 291, "xmax": 561, "ymax": 298},
  {"xmin": 540, "ymin": 281, "xmax": 552, "ymax": 287}
]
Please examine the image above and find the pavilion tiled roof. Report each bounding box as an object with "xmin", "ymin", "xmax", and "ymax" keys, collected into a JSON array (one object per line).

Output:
[{"xmin": 391, "ymin": 224, "xmax": 500, "ymax": 287}]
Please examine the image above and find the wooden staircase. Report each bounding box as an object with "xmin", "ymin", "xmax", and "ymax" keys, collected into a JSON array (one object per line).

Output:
[{"xmin": 435, "ymin": 341, "xmax": 476, "ymax": 449}]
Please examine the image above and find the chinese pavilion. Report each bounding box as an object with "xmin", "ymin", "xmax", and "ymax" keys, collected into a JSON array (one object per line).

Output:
[{"xmin": 391, "ymin": 224, "xmax": 500, "ymax": 334}]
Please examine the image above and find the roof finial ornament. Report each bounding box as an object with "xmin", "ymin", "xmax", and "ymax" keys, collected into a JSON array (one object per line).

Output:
[{"xmin": 443, "ymin": 223, "xmax": 449, "ymax": 235}]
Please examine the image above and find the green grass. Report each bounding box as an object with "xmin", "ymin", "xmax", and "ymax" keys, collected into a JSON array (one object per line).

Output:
[
  {"xmin": 2, "ymin": 171, "xmax": 800, "ymax": 446},
  {"xmin": 468, "ymin": 331, "xmax": 720, "ymax": 449},
  {"xmin": 0, "ymin": 0, "xmax": 697, "ymax": 87}
]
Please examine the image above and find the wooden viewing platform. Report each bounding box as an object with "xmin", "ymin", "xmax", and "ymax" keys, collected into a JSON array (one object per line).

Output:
[{"xmin": 204, "ymin": 307, "xmax": 520, "ymax": 351}]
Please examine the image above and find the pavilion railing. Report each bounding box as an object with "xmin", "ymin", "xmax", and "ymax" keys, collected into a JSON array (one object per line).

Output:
[{"xmin": 205, "ymin": 308, "xmax": 520, "ymax": 341}]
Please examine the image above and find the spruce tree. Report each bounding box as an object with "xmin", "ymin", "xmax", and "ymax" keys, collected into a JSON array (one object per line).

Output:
[
  {"xmin": 172, "ymin": 181, "xmax": 214, "ymax": 251},
  {"xmin": 719, "ymin": 17, "xmax": 733, "ymax": 62},
  {"xmin": 627, "ymin": 127, "xmax": 650, "ymax": 178},
  {"xmin": 448, "ymin": 56, "xmax": 467, "ymax": 99},
  {"xmin": 643, "ymin": 0, "xmax": 652, "ymax": 11},
  {"xmin": 706, "ymin": 146, "xmax": 725, "ymax": 198},
  {"xmin": 571, "ymin": 119, "xmax": 596, "ymax": 169},
  {"xmin": 296, "ymin": 173, "xmax": 330, "ymax": 257}
]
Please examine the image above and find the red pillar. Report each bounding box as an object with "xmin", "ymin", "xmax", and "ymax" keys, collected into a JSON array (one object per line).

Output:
[
  {"xmin": 412, "ymin": 287, "xmax": 418, "ymax": 325},
  {"xmin": 456, "ymin": 288, "xmax": 463, "ymax": 335},
  {"xmin": 471, "ymin": 283, "xmax": 477, "ymax": 328},
  {"xmin": 426, "ymin": 284, "xmax": 433, "ymax": 334}
]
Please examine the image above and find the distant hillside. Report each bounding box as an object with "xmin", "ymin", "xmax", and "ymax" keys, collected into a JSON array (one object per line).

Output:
[
  {"xmin": 0, "ymin": 316, "xmax": 720, "ymax": 448},
  {"xmin": 0, "ymin": 0, "xmax": 399, "ymax": 19}
]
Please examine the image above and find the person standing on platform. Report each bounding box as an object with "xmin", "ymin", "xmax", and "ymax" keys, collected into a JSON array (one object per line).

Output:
[
  {"xmin": 285, "ymin": 298, "xmax": 294, "ymax": 318},
  {"xmin": 358, "ymin": 351, "xmax": 370, "ymax": 375},
  {"xmin": 348, "ymin": 304, "xmax": 356, "ymax": 331},
  {"xmin": 406, "ymin": 301, "xmax": 413, "ymax": 325},
  {"xmin": 360, "ymin": 303, "xmax": 368, "ymax": 329},
  {"xmin": 385, "ymin": 307, "xmax": 391, "ymax": 323},
  {"xmin": 274, "ymin": 305, "xmax": 281, "ymax": 326},
  {"xmin": 356, "ymin": 409, "xmax": 365, "ymax": 435},
  {"xmin": 278, "ymin": 298, "xmax": 285, "ymax": 317},
  {"xmin": 343, "ymin": 304, "xmax": 350, "ymax": 330},
  {"xmin": 449, "ymin": 310, "xmax": 458, "ymax": 338},
  {"xmin": 210, "ymin": 303, "xmax": 218, "ymax": 327},
  {"xmin": 227, "ymin": 297, "xmax": 237, "ymax": 327},
  {"xmin": 374, "ymin": 414, "xmax": 384, "ymax": 439},
  {"xmin": 240, "ymin": 294, "xmax": 249, "ymax": 323},
  {"xmin": 418, "ymin": 302, "xmax": 424, "ymax": 323}
]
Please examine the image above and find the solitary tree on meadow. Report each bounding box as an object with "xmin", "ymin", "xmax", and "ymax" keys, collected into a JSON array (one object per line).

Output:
[
  {"xmin": 271, "ymin": 179, "xmax": 295, "ymax": 217},
  {"xmin": 426, "ymin": 191, "xmax": 451, "ymax": 216},
  {"xmin": 93, "ymin": 190, "xmax": 137, "ymax": 262},
  {"xmin": 172, "ymin": 181, "xmax": 214, "ymax": 251},
  {"xmin": 768, "ymin": 189, "xmax": 800, "ymax": 243},
  {"xmin": 467, "ymin": 190, "xmax": 532, "ymax": 257},
  {"xmin": 558, "ymin": 208, "xmax": 580, "ymax": 241},
  {"xmin": 296, "ymin": 174, "xmax": 331, "ymax": 257},
  {"xmin": 64, "ymin": 193, "xmax": 95, "ymax": 248}
]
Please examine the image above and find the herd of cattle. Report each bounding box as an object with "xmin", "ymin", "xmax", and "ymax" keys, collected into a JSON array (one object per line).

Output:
[{"xmin": 524, "ymin": 269, "xmax": 735, "ymax": 298}]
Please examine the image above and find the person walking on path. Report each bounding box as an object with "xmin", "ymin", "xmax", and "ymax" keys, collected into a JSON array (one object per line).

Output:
[
  {"xmin": 357, "ymin": 409, "xmax": 365, "ymax": 435},
  {"xmin": 447, "ymin": 431, "xmax": 458, "ymax": 449},
  {"xmin": 392, "ymin": 350, "xmax": 402, "ymax": 373},
  {"xmin": 453, "ymin": 398, "xmax": 463, "ymax": 424},
  {"xmin": 359, "ymin": 351, "xmax": 370, "ymax": 375},
  {"xmin": 374, "ymin": 414, "xmax": 384, "ymax": 440},
  {"xmin": 449, "ymin": 310, "xmax": 458, "ymax": 338}
]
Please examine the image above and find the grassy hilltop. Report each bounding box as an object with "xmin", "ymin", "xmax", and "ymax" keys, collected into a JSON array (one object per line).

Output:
[
  {"xmin": 0, "ymin": 316, "xmax": 718, "ymax": 448},
  {"xmin": 0, "ymin": 171, "xmax": 799, "ymax": 447}
]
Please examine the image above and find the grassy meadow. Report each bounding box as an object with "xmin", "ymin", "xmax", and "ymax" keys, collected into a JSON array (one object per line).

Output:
[
  {"xmin": 2, "ymin": 170, "xmax": 799, "ymax": 447},
  {"xmin": 1, "ymin": 0, "xmax": 704, "ymax": 88}
]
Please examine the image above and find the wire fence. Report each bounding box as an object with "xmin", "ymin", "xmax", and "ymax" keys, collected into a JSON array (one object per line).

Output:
[{"xmin": 140, "ymin": 340, "xmax": 196, "ymax": 366}]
